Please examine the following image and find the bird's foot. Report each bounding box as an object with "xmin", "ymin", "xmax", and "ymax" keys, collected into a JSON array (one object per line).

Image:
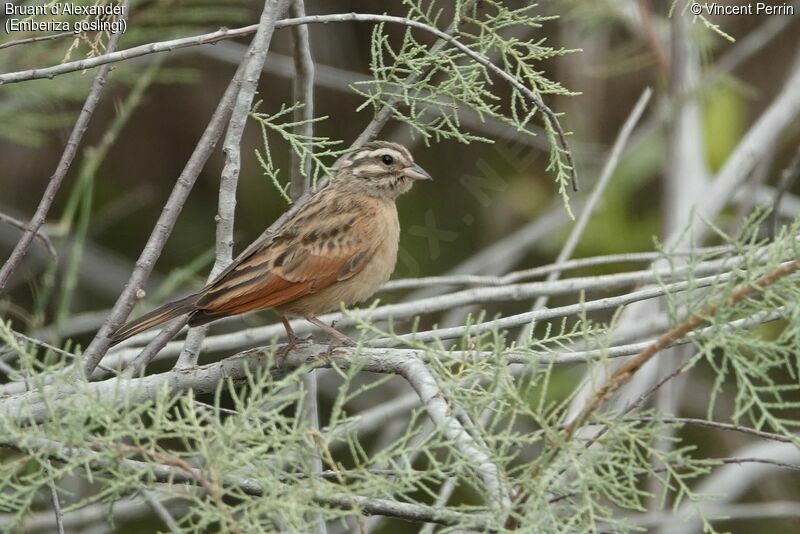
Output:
[{"xmin": 278, "ymin": 334, "xmax": 312, "ymax": 357}]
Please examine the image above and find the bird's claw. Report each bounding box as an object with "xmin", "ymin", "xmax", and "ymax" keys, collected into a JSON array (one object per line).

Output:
[{"xmin": 278, "ymin": 334, "xmax": 312, "ymax": 357}]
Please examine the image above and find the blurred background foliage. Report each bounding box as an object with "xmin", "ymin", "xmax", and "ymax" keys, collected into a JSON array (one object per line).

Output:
[{"xmin": 2, "ymin": 0, "xmax": 800, "ymax": 531}]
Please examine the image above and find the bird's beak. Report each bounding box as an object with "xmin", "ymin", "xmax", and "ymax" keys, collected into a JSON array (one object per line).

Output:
[{"xmin": 403, "ymin": 163, "xmax": 433, "ymax": 181}]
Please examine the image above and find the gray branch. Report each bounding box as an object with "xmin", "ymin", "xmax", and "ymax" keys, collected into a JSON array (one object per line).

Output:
[
  {"xmin": 288, "ymin": 0, "xmax": 315, "ymax": 199},
  {"xmin": 399, "ymin": 357, "xmax": 511, "ymax": 510},
  {"xmin": 1, "ymin": 303, "xmax": 785, "ymax": 423}
]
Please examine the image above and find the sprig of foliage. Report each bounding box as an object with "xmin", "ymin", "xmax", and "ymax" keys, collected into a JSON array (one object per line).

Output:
[
  {"xmin": 349, "ymin": 0, "xmax": 577, "ymax": 209},
  {"xmin": 251, "ymin": 102, "xmax": 347, "ymax": 202}
]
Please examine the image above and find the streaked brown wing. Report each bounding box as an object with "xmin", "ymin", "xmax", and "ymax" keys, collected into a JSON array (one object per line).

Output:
[{"xmin": 194, "ymin": 200, "xmax": 375, "ymax": 316}]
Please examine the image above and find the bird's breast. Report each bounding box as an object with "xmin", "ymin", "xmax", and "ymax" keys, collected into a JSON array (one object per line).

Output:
[{"xmin": 336, "ymin": 200, "xmax": 399, "ymax": 304}]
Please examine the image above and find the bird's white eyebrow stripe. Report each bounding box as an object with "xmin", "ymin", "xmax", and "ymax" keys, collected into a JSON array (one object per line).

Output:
[
  {"xmin": 354, "ymin": 148, "xmax": 407, "ymax": 162},
  {"xmin": 355, "ymin": 163, "xmax": 384, "ymax": 175}
]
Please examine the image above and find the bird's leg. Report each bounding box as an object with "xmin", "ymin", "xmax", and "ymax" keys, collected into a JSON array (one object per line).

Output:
[
  {"xmin": 279, "ymin": 314, "xmax": 304, "ymax": 354},
  {"xmin": 304, "ymin": 314, "xmax": 356, "ymax": 347}
]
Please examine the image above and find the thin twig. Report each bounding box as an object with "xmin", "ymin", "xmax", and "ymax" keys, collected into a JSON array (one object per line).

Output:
[
  {"xmin": 629, "ymin": 416, "xmax": 794, "ymax": 443},
  {"xmin": 0, "ymin": 0, "xmax": 131, "ymax": 292},
  {"xmin": 372, "ymin": 268, "xmax": 736, "ymax": 348},
  {"xmin": 628, "ymin": 501, "xmax": 800, "ymax": 529},
  {"xmin": 286, "ymin": 6, "xmax": 323, "ymax": 530},
  {"xmin": 383, "ymin": 246, "xmax": 733, "ymax": 290},
  {"xmin": 668, "ymin": 439, "xmax": 800, "ymax": 534},
  {"xmin": 0, "ymin": 31, "xmax": 75, "ymax": 51},
  {"xmin": 0, "ymin": 498, "xmax": 185, "ymax": 532},
  {"xmin": 289, "ymin": 0, "xmax": 314, "ymax": 199},
  {"xmin": 44, "ymin": 461, "xmax": 65, "ymax": 534},
  {"xmin": 128, "ymin": 318, "xmax": 188, "ymax": 375},
  {"xmin": 547, "ymin": 454, "xmax": 800, "ymax": 505},
  {"xmin": 770, "ymin": 144, "xmax": 800, "ymax": 239},
  {"xmin": 635, "ymin": 0, "xmax": 669, "ymax": 77},
  {"xmin": 142, "ymin": 491, "xmax": 181, "ymax": 533},
  {"xmin": 0, "ymin": 211, "xmax": 57, "ymax": 261}
]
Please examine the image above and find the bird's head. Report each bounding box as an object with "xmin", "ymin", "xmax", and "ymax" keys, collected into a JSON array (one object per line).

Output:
[{"xmin": 334, "ymin": 141, "xmax": 432, "ymax": 199}]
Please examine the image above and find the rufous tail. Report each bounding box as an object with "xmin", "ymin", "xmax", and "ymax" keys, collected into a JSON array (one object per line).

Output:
[{"xmin": 111, "ymin": 294, "xmax": 199, "ymax": 345}]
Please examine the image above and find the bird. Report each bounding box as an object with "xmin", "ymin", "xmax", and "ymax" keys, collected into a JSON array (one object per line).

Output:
[{"xmin": 110, "ymin": 140, "xmax": 432, "ymax": 347}]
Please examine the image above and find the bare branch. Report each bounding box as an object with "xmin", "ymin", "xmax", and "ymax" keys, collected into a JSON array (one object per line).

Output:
[
  {"xmin": 383, "ymin": 246, "xmax": 733, "ymax": 290},
  {"xmin": 630, "ymin": 416, "xmax": 794, "ymax": 444},
  {"xmin": 770, "ymin": 144, "xmax": 800, "ymax": 239},
  {"xmin": 399, "ymin": 357, "xmax": 511, "ymax": 509},
  {"xmin": 0, "ymin": 210, "xmax": 57, "ymax": 261},
  {"xmin": 0, "ymin": 30, "xmax": 74, "ymax": 51},
  {"xmin": 289, "ymin": 0, "xmax": 315, "ymax": 199},
  {"xmin": 44, "ymin": 462, "xmax": 65, "ymax": 534},
  {"xmin": 4, "ymin": 298, "xmax": 787, "ymax": 420},
  {"xmin": 103, "ymin": 248, "xmax": 757, "ymax": 363}
]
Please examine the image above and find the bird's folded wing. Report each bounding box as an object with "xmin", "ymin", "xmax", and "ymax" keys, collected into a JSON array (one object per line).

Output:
[{"xmin": 194, "ymin": 213, "xmax": 374, "ymax": 315}]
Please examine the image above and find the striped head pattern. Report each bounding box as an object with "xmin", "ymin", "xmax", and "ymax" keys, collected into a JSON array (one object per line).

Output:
[{"xmin": 334, "ymin": 141, "xmax": 432, "ymax": 198}]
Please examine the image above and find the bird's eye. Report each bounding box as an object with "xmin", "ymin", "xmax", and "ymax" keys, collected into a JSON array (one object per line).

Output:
[{"xmin": 381, "ymin": 154, "xmax": 394, "ymax": 165}]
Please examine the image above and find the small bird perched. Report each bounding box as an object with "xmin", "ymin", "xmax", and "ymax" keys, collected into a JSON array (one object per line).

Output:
[{"xmin": 111, "ymin": 141, "xmax": 432, "ymax": 347}]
